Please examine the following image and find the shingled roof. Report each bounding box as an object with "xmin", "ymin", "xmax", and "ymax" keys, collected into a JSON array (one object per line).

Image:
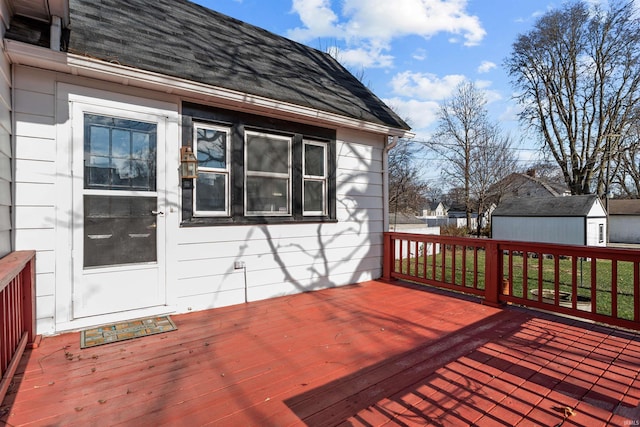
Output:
[
  {"xmin": 608, "ymin": 199, "xmax": 640, "ymax": 215},
  {"xmin": 492, "ymin": 195, "xmax": 603, "ymax": 217},
  {"xmin": 6, "ymin": 0, "xmax": 410, "ymax": 131}
]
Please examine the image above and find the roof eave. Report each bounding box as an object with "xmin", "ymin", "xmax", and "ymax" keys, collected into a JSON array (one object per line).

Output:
[{"xmin": 5, "ymin": 39, "xmax": 414, "ymax": 138}]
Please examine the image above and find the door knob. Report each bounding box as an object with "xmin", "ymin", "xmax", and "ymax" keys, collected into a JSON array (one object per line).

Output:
[{"xmin": 151, "ymin": 210, "xmax": 165, "ymax": 216}]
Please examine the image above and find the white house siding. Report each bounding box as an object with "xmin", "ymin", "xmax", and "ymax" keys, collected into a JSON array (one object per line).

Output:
[
  {"xmin": 492, "ymin": 217, "xmax": 585, "ymax": 246},
  {"xmin": 609, "ymin": 217, "xmax": 640, "ymax": 244},
  {"xmin": 174, "ymin": 128, "xmax": 386, "ymax": 313},
  {"xmin": 13, "ymin": 65, "xmax": 389, "ymax": 333},
  {"xmin": 12, "ymin": 66, "xmax": 59, "ymax": 333},
  {"xmin": 586, "ymin": 218, "xmax": 606, "ymax": 247},
  {"xmin": 0, "ymin": 1, "xmax": 11, "ymax": 257}
]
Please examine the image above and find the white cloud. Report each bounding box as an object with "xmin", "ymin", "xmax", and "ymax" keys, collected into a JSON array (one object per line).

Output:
[
  {"xmin": 390, "ymin": 71, "xmax": 465, "ymax": 100},
  {"xmin": 477, "ymin": 60, "xmax": 496, "ymax": 74},
  {"xmin": 383, "ymin": 97, "xmax": 441, "ymax": 130},
  {"xmin": 412, "ymin": 48, "xmax": 427, "ymax": 61},
  {"xmin": 287, "ymin": 0, "xmax": 486, "ymax": 68},
  {"xmin": 288, "ymin": 0, "xmax": 342, "ymax": 39},
  {"xmin": 337, "ymin": 45, "xmax": 395, "ymax": 68}
]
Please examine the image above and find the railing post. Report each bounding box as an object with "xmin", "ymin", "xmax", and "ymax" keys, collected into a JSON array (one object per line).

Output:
[
  {"xmin": 23, "ymin": 256, "xmax": 37, "ymax": 347},
  {"xmin": 382, "ymin": 232, "xmax": 395, "ymax": 282},
  {"xmin": 483, "ymin": 241, "xmax": 502, "ymax": 307}
]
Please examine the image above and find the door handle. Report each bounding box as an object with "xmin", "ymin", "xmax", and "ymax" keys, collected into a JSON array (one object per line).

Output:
[{"xmin": 151, "ymin": 210, "xmax": 165, "ymax": 216}]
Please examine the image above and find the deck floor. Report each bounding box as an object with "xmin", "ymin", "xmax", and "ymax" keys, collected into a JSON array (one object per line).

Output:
[{"xmin": 2, "ymin": 280, "xmax": 640, "ymax": 426}]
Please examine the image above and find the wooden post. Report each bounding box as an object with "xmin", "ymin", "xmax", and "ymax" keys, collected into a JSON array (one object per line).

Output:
[
  {"xmin": 23, "ymin": 255, "xmax": 37, "ymax": 347},
  {"xmin": 382, "ymin": 233, "xmax": 395, "ymax": 282},
  {"xmin": 483, "ymin": 241, "xmax": 502, "ymax": 307}
]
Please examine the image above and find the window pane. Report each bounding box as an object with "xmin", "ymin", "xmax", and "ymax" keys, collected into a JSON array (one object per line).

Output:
[
  {"xmin": 84, "ymin": 195, "xmax": 157, "ymax": 268},
  {"xmin": 195, "ymin": 172, "xmax": 227, "ymax": 213},
  {"xmin": 112, "ymin": 129, "xmax": 130, "ymax": 158},
  {"xmin": 246, "ymin": 176, "xmax": 289, "ymax": 214},
  {"xmin": 305, "ymin": 144, "xmax": 325, "ymax": 177},
  {"xmin": 304, "ymin": 180, "xmax": 324, "ymax": 213},
  {"xmin": 246, "ymin": 134, "xmax": 289, "ymax": 174},
  {"xmin": 197, "ymin": 127, "xmax": 227, "ymax": 169},
  {"xmin": 84, "ymin": 114, "xmax": 156, "ymax": 191},
  {"xmin": 89, "ymin": 126, "xmax": 110, "ymax": 156}
]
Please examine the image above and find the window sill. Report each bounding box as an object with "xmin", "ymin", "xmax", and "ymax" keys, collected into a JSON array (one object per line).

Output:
[{"xmin": 180, "ymin": 217, "xmax": 338, "ymax": 227}]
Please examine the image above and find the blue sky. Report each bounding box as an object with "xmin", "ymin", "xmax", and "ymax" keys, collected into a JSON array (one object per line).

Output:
[{"xmin": 192, "ymin": 0, "xmax": 607, "ymax": 180}]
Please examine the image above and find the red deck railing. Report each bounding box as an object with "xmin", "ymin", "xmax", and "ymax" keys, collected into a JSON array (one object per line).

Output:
[
  {"xmin": 0, "ymin": 250, "xmax": 36, "ymax": 405},
  {"xmin": 383, "ymin": 232, "xmax": 640, "ymax": 331}
]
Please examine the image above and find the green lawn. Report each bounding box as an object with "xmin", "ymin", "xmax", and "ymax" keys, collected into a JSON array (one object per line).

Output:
[{"xmin": 398, "ymin": 247, "xmax": 636, "ymax": 321}]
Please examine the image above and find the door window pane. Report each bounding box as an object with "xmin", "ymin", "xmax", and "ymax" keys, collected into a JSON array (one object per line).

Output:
[
  {"xmin": 84, "ymin": 114, "xmax": 157, "ymax": 191},
  {"xmin": 84, "ymin": 195, "xmax": 157, "ymax": 268}
]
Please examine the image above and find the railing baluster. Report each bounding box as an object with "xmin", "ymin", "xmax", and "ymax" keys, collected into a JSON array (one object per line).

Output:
[
  {"xmin": 537, "ymin": 253, "xmax": 543, "ymax": 302},
  {"xmin": 523, "ymin": 252, "xmax": 528, "ymax": 300},
  {"xmin": 571, "ymin": 256, "xmax": 578, "ymax": 309},
  {"xmin": 414, "ymin": 240, "xmax": 419, "ymax": 277},
  {"xmin": 635, "ymin": 261, "xmax": 640, "ymax": 322},
  {"xmin": 554, "ymin": 254, "xmax": 560, "ymax": 306},
  {"xmin": 462, "ymin": 246, "xmax": 467, "ymax": 287},
  {"xmin": 612, "ymin": 260, "xmax": 618, "ymax": 318},
  {"xmin": 591, "ymin": 257, "xmax": 597, "ymax": 314},
  {"xmin": 451, "ymin": 244, "xmax": 456, "ymax": 285},
  {"xmin": 382, "ymin": 232, "xmax": 640, "ymax": 331}
]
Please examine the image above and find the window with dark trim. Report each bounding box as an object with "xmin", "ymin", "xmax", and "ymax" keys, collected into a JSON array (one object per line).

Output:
[
  {"xmin": 303, "ymin": 140, "xmax": 328, "ymax": 216},
  {"xmin": 193, "ymin": 124, "xmax": 230, "ymax": 217},
  {"xmin": 181, "ymin": 102, "xmax": 336, "ymax": 226}
]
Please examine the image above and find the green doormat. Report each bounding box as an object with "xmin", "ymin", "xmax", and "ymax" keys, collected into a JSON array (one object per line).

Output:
[{"xmin": 80, "ymin": 316, "xmax": 177, "ymax": 348}]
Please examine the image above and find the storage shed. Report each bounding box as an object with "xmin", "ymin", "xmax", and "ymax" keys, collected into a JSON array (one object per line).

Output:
[
  {"xmin": 608, "ymin": 199, "xmax": 640, "ymax": 244},
  {"xmin": 491, "ymin": 195, "xmax": 607, "ymax": 246}
]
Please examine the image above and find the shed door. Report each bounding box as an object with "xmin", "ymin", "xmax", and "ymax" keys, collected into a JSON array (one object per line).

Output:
[{"xmin": 72, "ymin": 104, "xmax": 167, "ymax": 319}]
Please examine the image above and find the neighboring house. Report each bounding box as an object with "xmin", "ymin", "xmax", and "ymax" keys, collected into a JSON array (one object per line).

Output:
[
  {"xmin": 489, "ymin": 170, "xmax": 570, "ymax": 203},
  {"xmin": 608, "ymin": 199, "xmax": 640, "ymax": 244},
  {"xmin": 421, "ymin": 202, "xmax": 448, "ymax": 218},
  {"xmin": 491, "ymin": 195, "xmax": 607, "ymax": 246},
  {"xmin": 2, "ymin": 0, "xmax": 412, "ymax": 334}
]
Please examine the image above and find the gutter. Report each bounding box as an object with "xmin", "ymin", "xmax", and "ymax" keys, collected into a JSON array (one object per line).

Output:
[
  {"xmin": 4, "ymin": 39, "xmax": 415, "ymax": 139},
  {"xmin": 382, "ymin": 136, "xmax": 399, "ymax": 232}
]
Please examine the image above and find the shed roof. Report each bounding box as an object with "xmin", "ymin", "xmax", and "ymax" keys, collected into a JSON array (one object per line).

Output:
[
  {"xmin": 608, "ymin": 199, "xmax": 640, "ymax": 215},
  {"xmin": 492, "ymin": 195, "xmax": 601, "ymax": 217},
  {"xmin": 6, "ymin": 0, "xmax": 410, "ymax": 131},
  {"xmin": 390, "ymin": 212, "xmax": 427, "ymax": 225}
]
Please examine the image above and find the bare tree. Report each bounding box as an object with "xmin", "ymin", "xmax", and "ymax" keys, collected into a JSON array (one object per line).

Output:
[
  {"xmin": 506, "ymin": 0, "xmax": 640, "ymax": 195},
  {"xmin": 427, "ymin": 81, "xmax": 516, "ymax": 230},
  {"xmin": 469, "ymin": 127, "xmax": 518, "ymax": 235},
  {"xmin": 388, "ymin": 138, "xmax": 429, "ymax": 214},
  {"xmin": 615, "ymin": 122, "xmax": 640, "ymax": 197}
]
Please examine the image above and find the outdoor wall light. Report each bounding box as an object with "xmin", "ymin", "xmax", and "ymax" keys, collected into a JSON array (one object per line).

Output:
[{"xmin": 180, "ymin": 146, "xmax": 198, "ymax": 179}]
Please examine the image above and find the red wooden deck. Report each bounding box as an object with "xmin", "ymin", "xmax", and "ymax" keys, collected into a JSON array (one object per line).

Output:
[{"xmin": 1, "ymin": 280, "xmax": 639, "ymax": 426}]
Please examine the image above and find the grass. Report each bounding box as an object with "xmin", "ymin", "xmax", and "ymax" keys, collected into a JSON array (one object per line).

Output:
[{"xmin": 397, "ymin": 246, "xmax": 637, "ymax": 321}]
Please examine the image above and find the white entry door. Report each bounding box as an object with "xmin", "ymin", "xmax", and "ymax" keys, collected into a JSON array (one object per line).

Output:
[{"xmin": 72, "ymin": 103, "xmax": 167, "ymax": 319}]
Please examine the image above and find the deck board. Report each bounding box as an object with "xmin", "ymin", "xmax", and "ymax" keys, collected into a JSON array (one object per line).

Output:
[{"xmin": 2, "ymin": 280, "xmax": 640, "ymax": 426}]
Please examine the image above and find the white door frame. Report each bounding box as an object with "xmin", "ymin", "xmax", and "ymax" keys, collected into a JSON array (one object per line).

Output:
[{"xmin": 54, "ymin": 84, "xmax": 179, "ymax": 331}]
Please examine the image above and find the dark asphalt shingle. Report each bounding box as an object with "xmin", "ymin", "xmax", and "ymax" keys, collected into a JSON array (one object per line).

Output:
[
  {"xmin": 7, "ymin": 0, "xmax": 409, "ymax": 131},
  {"xmin": 492, "ymin": 195, "xmax": 602, "ymax": 217}
]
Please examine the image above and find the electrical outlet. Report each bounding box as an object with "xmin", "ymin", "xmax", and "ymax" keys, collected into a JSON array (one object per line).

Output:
[{"xmin": 234, "ymin": 261, "xmax": 245, "ymax": 269}]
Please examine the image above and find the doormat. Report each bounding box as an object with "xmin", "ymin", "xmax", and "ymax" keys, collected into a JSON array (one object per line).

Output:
[{"xmin": 80, "ymin": 316, "xmax": 177, "ymax": 349}]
